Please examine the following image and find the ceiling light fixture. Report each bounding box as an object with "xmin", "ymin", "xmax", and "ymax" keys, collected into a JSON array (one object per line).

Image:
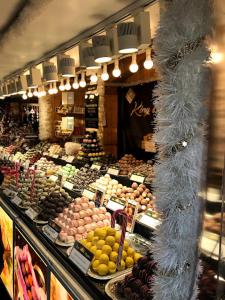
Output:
[
  {"xmin": 43, "ymin": 62, "xmax": 58, "ymax": 82},
  {"xmin": 33, "ymin": 88, "xmax": 39, "ymax": 97},
  {"xmin": 28, "ymin": 88, "xmax": 33, "ymax": 98},
  {"xmin": 65, "ymin": 78, "xmax": 71, "ymax": 90},
  {"xmin": 59, "ymin": 55, "xmax": 75, "ymax": 77},
  {"xmin": 81, "ymin": 46, "xmax": 101, "ymax": 69},
  {"xmin": 92, "ymin": 35, "xmax": 112, "ymax": 64},
  {"xmin": 52, "ymin": 82, "xmax": 58, "ymax": 94},
  {"xmin": 144, "ymin": 48, "xmax": 153, "ymax": 69},
  {"xmin": 117, "ymin": 22, "xmax": 138, "ymax": 54},
  {"xmin": 59, "ymin": 79, "xmax": 65, "ymax": 91},
  {"xmin": 72, "ymin": 76, "xmax": 79, "ymax": 89},
  {"xmin": 112, "ymin": 58, "xmax": 121, "ymax": 78},
  {"xmin": 129, "ymin": 53, "xmax": 139, "ymax": 73},
  {"xmin": 101, "ymin": 64, "xmax": 109, "ymax": 81},
  {"xmin": 90, "ymin": 73, "xmax": 98, "ymax": 83},
  {"xmin": 79, "ymin": 72, "xmax": 86, "ymax": 88}
]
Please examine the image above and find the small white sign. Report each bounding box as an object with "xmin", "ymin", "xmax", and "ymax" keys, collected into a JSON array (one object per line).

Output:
[
  {"xmin": 66, "ymin": 156, "xmax": 75, "ymax": 163},
  {"xmin": 43, "ymin": 152, "xmax": 49, "ymax": 156},
  {"xmin": 52, "ymin": 154, "xmax": 59, "ymax": 159},
  {"xmin": 107, "ymin": 167, "xmax": 120, "ymax": 176},
  {"xmin": 107, "ymin": 197, "xmax": 126, "ymax": 211},
  {"xmin": 49, "ymin": 175, "xmax": 58, "ymax": 183},
  {"xmin": 130, "ymin": 173, "xmax": 145, "ymax": 184},
  {"xmin": 25, "ymin": 208, "xmax": 40, "ymax": 220},
  {"xmin": 69, "ymin": 241, "xmax": 94, "ymax": 274},
  {"xmin": 43, "ymin": 225, "xmax": 59, "ymax": 242},
  {"xmin": 63, "ymin": 181, "xmax": 74, "ymax": 191},
  {"xmin": 82, "ymin": 188, "xmax": 96, "ymax": 200},
  {"xmin": 91, "ymin": 163, "xmax": 102, "ymax": 170},
  {"xmin": 11, "ymin": 195, "xmax": 22, "ymax": 206},
  {"xmin": 3, "ymin": 189, "xmax": 16, "ymax": 197},
  {"xmin": 139, "ymin": 214, "xmax": 161, "ymax": 229}
]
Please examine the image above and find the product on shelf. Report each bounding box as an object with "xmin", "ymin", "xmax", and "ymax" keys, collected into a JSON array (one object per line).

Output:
[
  {"xmin": 77, "ymin": 132, "xmax": 105, "ymax": 163},
  {"xmin": 34, "ymin": 157, "xmax": 59, "ymax": 175},
  {"xmin": 48, "ymin": 144, "xmax": 64, "ymax": 157},
  {"xmin": 64, "ymin": 142, "xmax": 81, "ymax": 155},
  {"xmin": 116, "ymin": 251, "xmax": 155, "ymax": 299},
  {"xmin": 70, "ymin": 165, "xmax": 102, "ymax": 190},
  {"xmin": 118, "ymin": 154, "xmax": 144, "ymax": 176},
  {"xmin": 129, "ymin": 163, "xmax": 155, "ymax": 183},
  {"xmin": 57, "ymin": 164, "xmax": 78, "ymax": 180},
  {"xmin": 93, "ymin": 174, "xmax": 155, "ymax": 212},
  {"xmin": 23, "ymin": 149, "xmax": 42, "ymax": 165},
  {"xmin": 56, "ymin": 196, "xmax": 111, "ymax": 244},
  {"xmin": 38, "ymin": 189, "xmax": 72, "ymax": 221},
  {"xmin": 99, "ymin": 153, "xmax": 117, "ymax": 169},
  {"xmin": 13, "ymin": 152, "xmax": 26, "ymax": 163},
  {"xmin": 80, "ymin": 226, "xmax": 142, "ymax": 276},
  {"xmin": 4, "ymin": 144, "xmax": 17, "ymax": 155}
]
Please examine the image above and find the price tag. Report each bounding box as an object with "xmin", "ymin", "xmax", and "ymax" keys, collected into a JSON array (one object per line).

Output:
[
  {"xmin": 25, "ymin": 207, "xmax": 41, "ymax": 221},
  {"xmin": 49, "ymin": 175, "xmax": 58, "ymax": 183},
  {"xmin": 69, "ymin": 241, "xmax": 94, "ymax": 274},
  {"xmin": 82, "ymin": 187, "xmax": 96, "ymax": 200},
  {"xmin": 43, "ymin": 221, "xmax": 61, "ymax": 242},
  {"xmin": 11, "ymin": 195, "xmax": 22, "ymax": 206},
  {"xmin": 52, "ymin": 154, "xmax": 59, "ymax": 159},
  {"xmin": 91, "ymin": 162, "xmax": 102, "ymax": 170},
  {"xmin": 130, "ymin": 173, "xmax": 145, "ymax": 184},
  {"xmin": 43, "ymin": 152, "xmax": 49, "ymax": 156},
  {"xmin": 66, "ymin": 156, "xmax": 75, "ymax": 163},
  {"xmin": 63, "ymin": 181, "xmax": 74, "ymax": 191},
  {"xmin": 61, "ymin": 155, "xmax": 67, "ymax": 161},
  {"xmin": 138, "ymin": 210, "xmax": 161, "ymax": 229},
  {"xmin": 107, "ymin": 166, "xmax": 120, "ymax": 176},
  {"xmin": 3, "ymin": 189, "xmax": 16, "ymax": 197},
  {"xmin": 107, "ymin": 197, "xmax": 126, "ymax": 211}
]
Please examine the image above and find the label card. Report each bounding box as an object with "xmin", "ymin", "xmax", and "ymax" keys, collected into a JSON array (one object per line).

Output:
[
  {"xmin": 138, "ymin": 210, "xmax": 161, "ymax": 229},
  {"xmin": 82, "ymin": 187, "xmax": 96, "ymax": 200},
  {"xmin": 25, "ymin": 207, "xmax": 42, "ymax": 221},
  {"xmin": 43, "ymin": 152, "xmax": 49, "ymax": 156},
  {"xmin": 66, "ymin": 156, "xmax": 75, "ymax": 163},
  {"xmin": 11, "ymin": 195, "xmax": 22, "ymax": 206},
  {"xmin": 69, "ymin": 241, "xmax": 94, "ymax": 274},
  {"xmin": 52, "ymin": 154, "xmax": 59, "ymax": 159},
  {"xmin": 49, "ymin": 175, "xmax": 58, "ymax": 183},
  {"xmin": 107, "ymin": 196, "xmax": 126, "ymax": 211},
  {"xmin": 107, "ymin": 166, "xmax": 120, "ymax": 176},
  {"xmin": 130, "ymin": 173, "xmax": 145, "ymax": 184},
  {"xmin": 124, "ymin": 200, "xmax": 138, "ymax": 233},
  {"xmin": 43, "ymin": 221, "xmax": 61, "ymax": 243},
  {"xmin": 91, "ymin": 162, "xmax": 102, "ymax": 170},
  {"xmin": 3, "ymin": 189, "xmax": 16, "ymax": 197},
  {"xmin": 63, "ymin": 181, "xmax": 74, "ymax": 191}
]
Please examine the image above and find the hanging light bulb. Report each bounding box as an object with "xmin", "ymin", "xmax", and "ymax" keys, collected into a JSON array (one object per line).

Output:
[
  {"xmin": 72, "ymin": 76, "xmax": 79, "ymax": 89},
  {"xmin": 129, "ymin": 53, "xmax": 139, "ymax": 73},
  {"xmin": 144, "ymin": 48, "xmax": 153, "ymax": 70},
  {"xmin": 79, "ymin": 72, "xmax": 86, "ymax": 88},
  {"xmin": 22, "ymin": 93, "xmax": 28, "ymax": 100},
  {"xmin": 101, "ymin": 64, "xmax": 109, "ymax": 81},
  {"xmin": 33, "ymin": 88, "xmax": 38, "ymax": 97},
  {"xmin": 90, "ymin": 73, "xmax": 98, "ymax": 83},
  {"xmin": 59, "ymin": 79, "xmax": 65, "ymax": 91},
  {"xmin": 112, "ymin": 58, "xmax": 121, "ymax": 78},
  {"xmin": 52, "ymin": 82, "xmax": 58, "ymax": 94},
  {"xmin": 65, "ymin": 78, "xmax": 71, "ymax": 90},
  {"xmin": 48, "ymin": 83, "xmax": 53, "ymax": 94},
  {"xmin": 28, "ymin": 88, "xmax": 33, "ymax": 98},
  {"xmin": 42, "ymin": 89, "xmax": 47, "ymax": 97}
]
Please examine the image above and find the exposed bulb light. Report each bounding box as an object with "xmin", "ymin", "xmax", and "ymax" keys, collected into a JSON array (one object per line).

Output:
[
  {"xmin": 144, "ymin": 48, "xmax": 153, "ymax": 70},
  {"xmin": 101, "ymin": 64, "xmax": 109, "ymax": 81},
  {"xmin": 90, "ymin": 73, "xmax": 98, "ymax": 83},
  {"xmin": 72, "ymin": 76, "xmax": 79, "ymax": 89},
  {"xmin": 48, "ymin": 83, "xmax": 54, "ymax": 94},
  {"xmin": 112, "ymin": 59, "xmax": 121, "ymax": 78},
  {"xmin": 52, "ymin": 82, "xmax": 58, "ymax": 94},
  {"xmin": 129, "ymin": 53, "xmax": 139, "ymax": 73},
  {"xmin": 79, "ymin": 72, "xmax": 86, "ymax": 88},
  {"xmin": 28, "ymin": 88, "xmax": 33, "ymax": 98},
  {"xmin": 22, "ymin": 93, "xmax": 28, "ymax": 100},
  {"xmin": 65, "ymin": 78, "xmax": 71, "ymax": 90},
  {"xmin": 59, "ymin": 79, "xmax": 65, "ymax": 91},
  {"xmin": 33, "ymin": 88, "xmax": 39, "ymax": 97}
]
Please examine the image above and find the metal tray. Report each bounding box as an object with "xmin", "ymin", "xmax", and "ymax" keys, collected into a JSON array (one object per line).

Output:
[
  {"xmin": 55, "ymin": 238, "xmax": 74, "ymax": 247},
  {"xmin": 87, "ymin": 267, "xmax": 131, "ymax": 281},
  {"xmin": 105, "ymin": 272, "xmax": 130, "ymax": 299}
]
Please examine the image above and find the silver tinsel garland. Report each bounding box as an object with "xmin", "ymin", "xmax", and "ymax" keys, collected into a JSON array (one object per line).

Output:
[{"xmin": 152, "ymin": 0, "xmax": 212, "ymax": 299}]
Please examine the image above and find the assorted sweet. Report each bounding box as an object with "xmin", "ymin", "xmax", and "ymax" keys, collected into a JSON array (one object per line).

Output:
[
  {"xmin": 70, "ymin": 165, "xmax": 101, "ymax": 190},
  {"xmin": 47, "ymin": 144, "xmax": 64, "ymax": 157},
  {"xmin": 57, "ymin": 164, "xmax": 78, "ymax": 179},
  {"xmin": 56, "ymin": 197, "xmax": 111, "ymax": 244},
  {"xmin": 118, "ymin": 154, "xmax": 144, "ymax": 176},
  {"xmin": 81, "ymin": 226, "xmax": 142, "ymax": 276},
  {"xmin": 38, "ymin": 189, "xmax": 72, "ymax": 221},
  {"xmin": 34, "ymin": 157, "xmax": 59, "ymax": 175},
  {"xmin": 77, "ymin": 132, "xmax": 105, "ymax": 163},
  {"xmin": 116, "ymin": 251, "xmax": 155, "ymax": 300},
  {"xmin": 129, "ymin": 163, "xmax": 155, "ymax": 183},
  {"xmin": 4, "ymin": 144, "xmax": 17, "ymax": 155}
]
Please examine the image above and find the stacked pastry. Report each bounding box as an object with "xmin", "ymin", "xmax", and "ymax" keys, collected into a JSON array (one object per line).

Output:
[{"xmin": 55, "ymin": 197, "xmax": 111, "ymax": 244}]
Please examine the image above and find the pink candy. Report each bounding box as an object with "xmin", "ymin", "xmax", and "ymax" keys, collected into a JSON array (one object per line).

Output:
[
  {"xmin": 84, "ymin": 216, "xmax": 92, "ymax": 224},
  {"xmin": 73, "ymin": 212, "xmax": 80, "ymax": 220},
  {"xmin": 75, "ymin": 234, "xmax": 83, "ymax": 240},
  {"xmin": 78, "ymin": 219, "xmax": 85, "ymax": 227},
  {"xmin": 86, "ymin": 209, "xmax": 93, "ymax": 216},
  {"xmin": 98, "ymin": 214, "xmax": 105, "ymax": 221},
  {"xmin": 71, "ymin": 220, "xmax": 79, "ymax": 227},
  {"xmin": 92, "ymin": 215, "xmax": 99, "ymax": 222},
  {"xmin": 89, "ymin": 201, "xmax": 95, "ymax": 208},
  {"xmin": 79, "ymin": 210, "xmax": 86, "ymax": 219},
  {"xmin": 99, "ymin": 207, "xmax": 107, "ymax": 214},
  {"xmin": 84, "ymin": 224, "xmax": 92, "ymax": 232},
  {"xmin": 73, "ymin": 205, "xmax": 81, "ymax": 212},
  {"xmin": 105, "ymin": 212, "xmax": 111, "ymax": 220},
  {"xmin": 77, "ymin": 226, "xmax": 85, "ymax": 234},
  {"xmin": 97, "ymin": 221, "xmax": 104, "ymax": 228},
  {"xmin": 81, "ymin": 203, "xmax": 89, "ymax": 209}
]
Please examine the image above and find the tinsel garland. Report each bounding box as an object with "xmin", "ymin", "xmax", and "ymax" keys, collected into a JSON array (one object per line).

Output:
[{"xmin": 152, "ymin": 1, "xmax": 212, "ymax": 299}]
